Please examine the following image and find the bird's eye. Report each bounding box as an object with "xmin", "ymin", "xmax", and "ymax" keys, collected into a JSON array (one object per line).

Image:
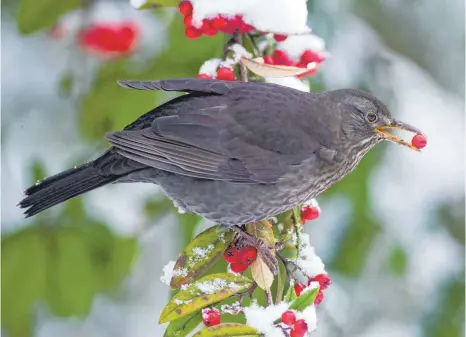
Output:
[{"xmin": 366, "ymin": 112, "xmax": 378, "ymax": 123}]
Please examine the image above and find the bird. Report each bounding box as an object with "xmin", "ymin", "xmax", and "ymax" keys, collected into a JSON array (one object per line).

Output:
[{"xmin": 18, "ymin": 78, "xmax": 425, "ymax": 224}]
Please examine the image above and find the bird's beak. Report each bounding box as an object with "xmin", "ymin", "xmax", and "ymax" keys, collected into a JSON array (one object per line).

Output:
[{"xmin": 375, "ymin": 119, "xmax": 425, "ymax": 151}]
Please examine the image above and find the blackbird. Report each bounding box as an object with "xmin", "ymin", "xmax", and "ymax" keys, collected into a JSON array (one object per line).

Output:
[{"xmin": 19, "ymin": 78, "xmax": 425, "ymax": 223}]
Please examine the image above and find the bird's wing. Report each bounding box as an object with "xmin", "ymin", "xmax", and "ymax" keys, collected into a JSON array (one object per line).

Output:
[
  {"xmin": 106, "ymin": 89, "xmax": 323, "ymax": 184},
  {"xmin": 117, "ymin": 78, "xmax": 243, "ymax": 95}
]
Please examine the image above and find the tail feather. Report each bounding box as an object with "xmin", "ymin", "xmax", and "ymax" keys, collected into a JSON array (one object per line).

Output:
[{"xmin": 19, "ymin": 162, "xmax": 118, "ymax": 217}]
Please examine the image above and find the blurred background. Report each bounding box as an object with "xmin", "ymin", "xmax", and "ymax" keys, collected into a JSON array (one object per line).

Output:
[{"xmin": 1, "ymin": 0, "xmax": 465, "ymax": 336}]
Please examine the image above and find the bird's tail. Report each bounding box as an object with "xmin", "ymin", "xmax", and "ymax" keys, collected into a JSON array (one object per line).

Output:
[{"xmin": 18, "ymin": 161, "xmax": 118, "ymax": 217}]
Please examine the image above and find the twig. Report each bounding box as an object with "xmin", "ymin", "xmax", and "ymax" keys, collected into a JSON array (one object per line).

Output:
[
  {"xmin": 233, "ymin": 32, "xmax": 248, "ymax": 82},
  {"xmin": 266, "ymin": 290, "xmax": 273, "ymax": 306}
]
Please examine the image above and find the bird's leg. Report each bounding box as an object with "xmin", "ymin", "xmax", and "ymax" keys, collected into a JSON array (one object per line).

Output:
[
  {"xmin": 234, "ymin": 282, "xmax": 257, "ymax": 304},
  {"xmin": 227, "ymin": 224, "xmax": 278, "ymax": 275}
]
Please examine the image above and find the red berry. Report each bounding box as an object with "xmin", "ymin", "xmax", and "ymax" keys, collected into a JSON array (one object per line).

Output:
[
  {"xmin": 290, "ymin": 329, "xmax": 305, "ymax": 337},
  {"xmin": 274, "ymin": 34, "xmax": 288, "ymax": 42},
  {"xmin": 309, "ymin": 273, "xmax": 332, "ymax": 290},
  {"xmin": 185, "ymin": 26, "xmax": 201, "ymax": 39},
  {"xmin": 300, "ymin": 49, "xmax": 325, "ymax": 64},
  {"xmin": 183, "ymin": 14, "xmax": 193, "ymax": 27},
  {"xmin": 202, "ymin": 309, "xmax": 221, "ymax": 327},
  {"xmin": 197, "ymin": 73, "xmax": 212, "ymax": 79},
  {"xmin": 411, "ymin": 134, "xmax": 427, "ymax": 149},
  {"xmin": 301, "ymin": 205, "xmax": 320, "ymax": 222},
  {"xmin": 212, "ymin": 16, "xmax": 227, "ymax": 30},
  {"xmin": 201, "ymin": 19, "xmax": 217, "ymax": 36},
  {"xmin": 314, "ymin": 290, "xmax": 324, "ymax": 305},
  {"xmin": 242, "ymin": 23, "xmax": 255, "ymax": 33},
  {"xmin": 223, "ymin": 246, "xmax": 239, "ymax": 263},
  {"xmin": 263, "ymin": 56, "xmax": 274, "ymax": 64},
  {"xmin": 178, "ymin": 1, "xmax": 193, "ymax": 16},
  {"xmin": 294, "ymin": 283, "xmax": 306, "ymax": 297},
  {"xmin": 216, "ymin": 67, "xmax": 236, "ymax": 81},
  {"xmin": 281, "ymin": 310, "xmax": 296, "ymax": 326},
  {"xmin": 272, "ymin": 49, "xmax": 294, "ymax": 66},
  {"xmin": 294, "ymin": 319, "xmax": 308, "ymax": 335},
  {"xmin": 230, "ymin": 262, "xmax": 249, "ymax": 273},
  {"xmin": 230, "ymin": 15, "xmax": 243, "ymax": 30},
  {"xmin": 238, "ymin": 246, "xmax": 257, "ymax": 266}
]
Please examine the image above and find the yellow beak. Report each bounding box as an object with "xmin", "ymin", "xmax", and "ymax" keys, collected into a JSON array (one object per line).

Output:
[{"xmin": 375, "ymin": 120, "xmax": 426, "ymax": 151}]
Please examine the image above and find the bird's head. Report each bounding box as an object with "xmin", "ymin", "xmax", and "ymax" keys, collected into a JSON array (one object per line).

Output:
[{"xmin": 332, "ymin": 89, "xmax": 426, "ymax": 151}]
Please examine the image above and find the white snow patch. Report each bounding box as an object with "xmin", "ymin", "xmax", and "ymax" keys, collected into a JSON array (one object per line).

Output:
[
  {"xmin": 220, "ymin": 301, "xmax": 242, "ymax": 315},
  {"xmin": 244, "ymin": 302, "xmax": 289, "ymax": 337},
  {"xmin": 265, "ymin": 76, "xmax": 310, "ymax": 92},
  {"xmin": 296, "ymin": 233, "xmax": 326, "ymax": 277},
  {"xmin": 230, "ymin": 43, "xmax": 252, "ymax": 62},
  {"xmin": 173, "ymin": 267, "xmax": 189, "ymax": 277},
  {"xmin": 160, "ymin": 260, "xmax": 176, "ymax": 285},
  {"xmin": 199, "ymin": 58, "xmax": 222, "ymax": 76},
  {"xmin": 189, "ymin": 0, "xmax": 310, "ymax": 34},
  {"xmin": 303, "ymin": 198, "xmax": 319, "ymax": 208},
  {"xmin": 278, "ymin": 34, "xmax": 328, "ymax": 59},
  {"xmin": 130, "ymin": 0, "xmax": 146, "ymax": 9},
  {"xmin": 219, "ymin": 58, "xmax": 236, "ymax": 69},
  {"xmin": 196, "ymin": 279, "xmax": 241, "ymax": 294},
  {"xmin": 191, "ymin": 244, "xmax": 215, "ymax": 264},
  {"xmin": 296, "ymin": 305, "xmax": 318, "ymax": 333}
]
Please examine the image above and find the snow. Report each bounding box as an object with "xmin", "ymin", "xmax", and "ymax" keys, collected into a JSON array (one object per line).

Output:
[
  {"xmin": 220, "ymin": 301, "xmax": 242, "ymax": 315},
  {"xmin": 277, "ymin": 34, "xmax": 328, "ymax": 59},
  {"xmin": 160, "ymin": 260, "xmax": 176, "ymax": 285},
  {"xmin": 130, "ymin": 0, "xmax": 146, "ymax": 9},
  {"xmin": 244, "ymin": 302, "xmax": 289, "ymax": 337},
  {"xmin": 189, "ymin": 0, "xmax": 310, "ymax": 34},
  {"xmin": 296, "ymin": 306, "xmax": 318, "ymax": 333},
  {"xmin": 295, "ymin": 233, "xmax": 326, "ymax": 277},
  {"xmin": 303, "ymin": 198, "xmax": 319, "ymax": 208},
  {"xmin": 196, "ymin": 278, "xmax": 241, "ymax": 294},
  {"xmin": 199, "ymin": 58, "xmax": 222, "ymax": 76},
  {"xmin": 265, "ymin": 76, "xmax": 310, "ymax": 92},
  {"xmin": 230, "ymin": 43, "xmax": 252, "ymax": 62},
  {"xmin": 191, "ymin": 244, "xmax": 215, "ymax": 264}
]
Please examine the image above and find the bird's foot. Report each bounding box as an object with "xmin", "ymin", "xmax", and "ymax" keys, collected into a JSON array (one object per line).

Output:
[{"xmin": 227, "ymin": 224, "xmax": 279, "ymax": 275}]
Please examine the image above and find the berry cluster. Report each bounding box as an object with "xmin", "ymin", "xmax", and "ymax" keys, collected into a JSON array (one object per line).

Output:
[
  {"xmin": 78, "ymin": 21, "xmax": 138, "ymax": 57},
  {"xmin": 411, "ymin": 134, "xmax": 427, "ymax": 149},
  {"xmin": 263, "ymin": 49, "xmax": 326, "ymax": 78},
  {"xmin": 294, "ymin": 273, "xmax": 331, "ymax": 306},
  {"xmin": 202, "ymin": 308, "xmax": 221, "ymax": 327},
  {"xmin": 180, "ymin": 1, "xmax": 254, "ymax": 39},
  {"xmin": 223, "ymin": 243, "xmax": 258, "ymax": 273},
  {"xmin": 300, "ymin": 204, "xmax": 321, "ymax": 223},
  {"xmin": 198, "ymin": 66, "xmax": 236, "ymax": 81},
  {"xmin": 281, "ymin": 311, "xmax": 308, "ymax": 337}
]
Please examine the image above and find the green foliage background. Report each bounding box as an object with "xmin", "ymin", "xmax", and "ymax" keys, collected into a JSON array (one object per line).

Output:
[{"xmin": 1, "ymin": 0, "xmax": 464, "ymax": 337}]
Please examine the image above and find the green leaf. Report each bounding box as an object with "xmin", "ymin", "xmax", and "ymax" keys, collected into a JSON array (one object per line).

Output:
[
  {"xmin": 289, "ymin": 287, "xmax": 319, "ymax": 312},
  {"xmin": 101, "ymin": 235, "xmax": 138, "ymax": 289},
  {"xmin": 171, "ymin": 225, "xmax": 235, "ymax": 288},
  {"xmin": 164, "ymin": 310, "xmax": 203, "ymax": 337},
  {"xmin": 193, "ymin": 323, "xmax": 260, "ymax": 337},
  {"xmin": 283, "ymin": 282, "xmax": 297, "ymax": 303},
  {"xmin": 134, "ymin": 0, "xmax": 179, "ymax": 9},
  {"xmin": 2, "ymin": 227, "xmax": 48, "ymax": 337},
  {"xmin": 46, "ymin": 226, "xmax": 97, "ymax": 317},
  {"xmin": 160, "ymin": 273, "xmax": 253, "ymax": 323},
  {"xmin": 387, "ymin": 245, "xmax": 408, "ymax": 277},
  {"xmin": 17, "ymin": 0, "xmax": 81, "ymax": 34}
]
